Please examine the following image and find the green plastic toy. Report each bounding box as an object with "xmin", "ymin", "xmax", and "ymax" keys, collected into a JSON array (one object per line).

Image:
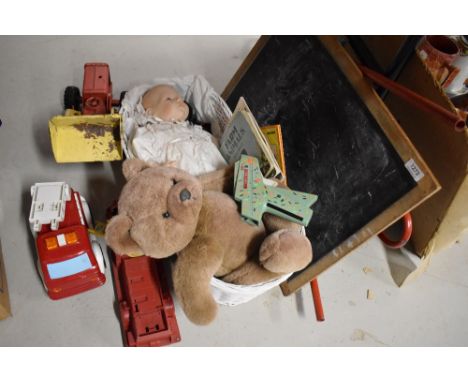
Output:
[{"xmin": 234, "ymin": 155, "xmax": 318, "ymax": 226}]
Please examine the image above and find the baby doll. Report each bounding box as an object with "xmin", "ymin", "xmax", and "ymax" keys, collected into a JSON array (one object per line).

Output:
[{"xmin": 131, "ymin": 84, "xmax": 228, "ymax": 176}]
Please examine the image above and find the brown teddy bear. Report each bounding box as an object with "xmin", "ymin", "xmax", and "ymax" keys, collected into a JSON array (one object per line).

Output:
[{"xmin": 105, "ymin": 159, "xmax": 313, "ymax": 325}]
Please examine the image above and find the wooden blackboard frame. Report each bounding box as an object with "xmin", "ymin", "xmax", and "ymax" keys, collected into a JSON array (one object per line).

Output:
[{"xmin": 222, "ymin": 36, "xmax": 440, "ymax": 295}]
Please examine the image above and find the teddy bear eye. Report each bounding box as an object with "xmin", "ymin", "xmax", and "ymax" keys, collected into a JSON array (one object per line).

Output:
[{"xmin": 162, "ymin": 211, "xmax": 171, "ymax": 219}]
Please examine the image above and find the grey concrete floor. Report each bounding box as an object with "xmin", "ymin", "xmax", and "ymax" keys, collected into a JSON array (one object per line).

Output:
[{"xmin": 1, "ymin": 36, "xmax": 467, "ymax": 346}]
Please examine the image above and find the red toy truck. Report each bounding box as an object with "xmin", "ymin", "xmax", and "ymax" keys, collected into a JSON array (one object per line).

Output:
[{"xmin": 29, "ymin": 182, "xmax": 106, "ymax": 300}]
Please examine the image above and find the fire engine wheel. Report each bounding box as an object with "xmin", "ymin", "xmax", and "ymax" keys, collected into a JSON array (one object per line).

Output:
[
  {"xmin": 64, "ymin": 86, "xmax": 82, "ymax": 111},
  {"xmin": 91, "ymin": 241, "xmax": 106, "ymax": 273}
]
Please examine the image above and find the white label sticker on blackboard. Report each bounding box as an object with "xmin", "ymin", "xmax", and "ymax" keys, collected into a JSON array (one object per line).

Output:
[
  {"xmin": 405, "ymin": 159, "xmax": 424, "ymax": 182},
  {"xmin": 418, "ymin": 49, "xmax": 428, "ymax": 61}
]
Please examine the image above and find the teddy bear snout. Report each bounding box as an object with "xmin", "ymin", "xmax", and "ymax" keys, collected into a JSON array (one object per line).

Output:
[
  {"xmin": 179, "ymin": 188, "xmax": 191, "ymax": 201},
  {"xmin": 171, "ymin": 180, "xmax": 201, "ymax": 204},
  {"xmin": 167, "ymin": 181, "xmax": 203, "ymax": 222}
]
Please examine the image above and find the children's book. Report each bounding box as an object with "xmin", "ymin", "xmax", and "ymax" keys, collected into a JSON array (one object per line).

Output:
[
  {"xmin": 219, "ymin": 97, "xmax": 284, "ymax": 180},
  {"xmin": 260, "ymin": 124, "xmax": 287, "ymax": 180}
]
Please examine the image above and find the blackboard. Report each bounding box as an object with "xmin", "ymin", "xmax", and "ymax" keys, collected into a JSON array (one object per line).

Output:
[{"xmin": 225, "ymin": 36, "xmax": 417, "ymax": 264}]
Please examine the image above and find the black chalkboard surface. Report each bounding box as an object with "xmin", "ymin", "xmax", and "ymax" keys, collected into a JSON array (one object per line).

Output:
[{"xmin": 225, "ymin": 36, "xmax": 416, "ymax": 263}]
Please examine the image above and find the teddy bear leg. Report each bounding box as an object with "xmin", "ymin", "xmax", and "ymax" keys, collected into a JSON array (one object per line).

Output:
[
  {"xmin": 222, "ymin": 230, "xmax": 313, "ymax": 285},
  {"xmin": 222, "ymin": 261, "xmax": 281, "ymax": 285},
  {"xmin": 259, "ymin": 229, "xmax": 313, "ymax": 274},
  {"xmin": 173, "ymin": 237, "xmax": 223, "ymax": 325}
]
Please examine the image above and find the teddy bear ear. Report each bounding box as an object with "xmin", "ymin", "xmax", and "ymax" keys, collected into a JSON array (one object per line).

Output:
[
  {"xmin": 105, "ymin": 214, "xmax": 143, "ymax": 256},
  {"xmin": 122, "ymin": 159, "xmax": 157, "ymax": 180}
]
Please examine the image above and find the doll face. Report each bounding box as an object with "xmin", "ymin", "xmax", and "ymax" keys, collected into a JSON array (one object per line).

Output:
[{"xmin": 142, "ymin": 85, "xmax": 189, "ymax": 122}]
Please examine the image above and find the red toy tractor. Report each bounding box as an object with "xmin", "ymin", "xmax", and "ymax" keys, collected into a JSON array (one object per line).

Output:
[{"xmin": 64, "ymin": 63, "xmax": 124, "ymax": 114}]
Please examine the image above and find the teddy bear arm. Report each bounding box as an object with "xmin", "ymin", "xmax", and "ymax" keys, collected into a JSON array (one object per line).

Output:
[{"xmin": 173, "ymin": 236, "xmax": 224, "ymax": 325}]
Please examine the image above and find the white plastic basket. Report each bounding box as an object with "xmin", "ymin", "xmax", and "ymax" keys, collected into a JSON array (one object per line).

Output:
[
  {"xmin": 211, "ymin": 273, "xmax": 292, "ymax": 306},
  {"xmin": 120, "ymin": 75, "xmax": 291, "ymax": 306}
]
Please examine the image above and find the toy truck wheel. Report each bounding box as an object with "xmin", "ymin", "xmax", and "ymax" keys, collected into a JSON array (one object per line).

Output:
[
  {"xmin": 64, "ymin": 86, "xmax": 82, "ymax": 111},
  {"xmin": 91, "ymin": 241, "xmax": 106, "ymax": 274},
  {"xmin": 79, "ymin": 196, "xmax": 94, "ymax": 228}
]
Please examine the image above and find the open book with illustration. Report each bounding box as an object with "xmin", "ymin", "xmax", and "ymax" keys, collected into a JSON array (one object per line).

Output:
[{"xmin": 219, "ymin": 97, "xmax": 285, "ymax": 181}]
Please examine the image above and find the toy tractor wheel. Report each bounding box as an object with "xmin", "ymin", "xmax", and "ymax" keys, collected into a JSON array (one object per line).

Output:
[
  {"xmin": 119, "ymin": 91, "xmax": 127, "ymax": 106},
  {"xmin": 64, "ymin": 86, "xmax": 82, "ymax": 111}
]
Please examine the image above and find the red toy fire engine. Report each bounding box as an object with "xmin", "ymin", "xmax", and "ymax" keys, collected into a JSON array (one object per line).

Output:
[
  {"xmin": 29, "ymin": 182, "xmax": 106, "ymax": 300},
  {"xmin": 111, "ymin": 254, "xmax": 181, "ymax": 347},
  {"xmin": 107, "ymin": 202, "xmax": 181, "ymax": 347}
]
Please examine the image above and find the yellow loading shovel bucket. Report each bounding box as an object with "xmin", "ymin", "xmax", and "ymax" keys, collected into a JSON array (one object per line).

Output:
[{"xmin": 49, "ymin": 113, "xmax": 122, "ymax": 163}]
